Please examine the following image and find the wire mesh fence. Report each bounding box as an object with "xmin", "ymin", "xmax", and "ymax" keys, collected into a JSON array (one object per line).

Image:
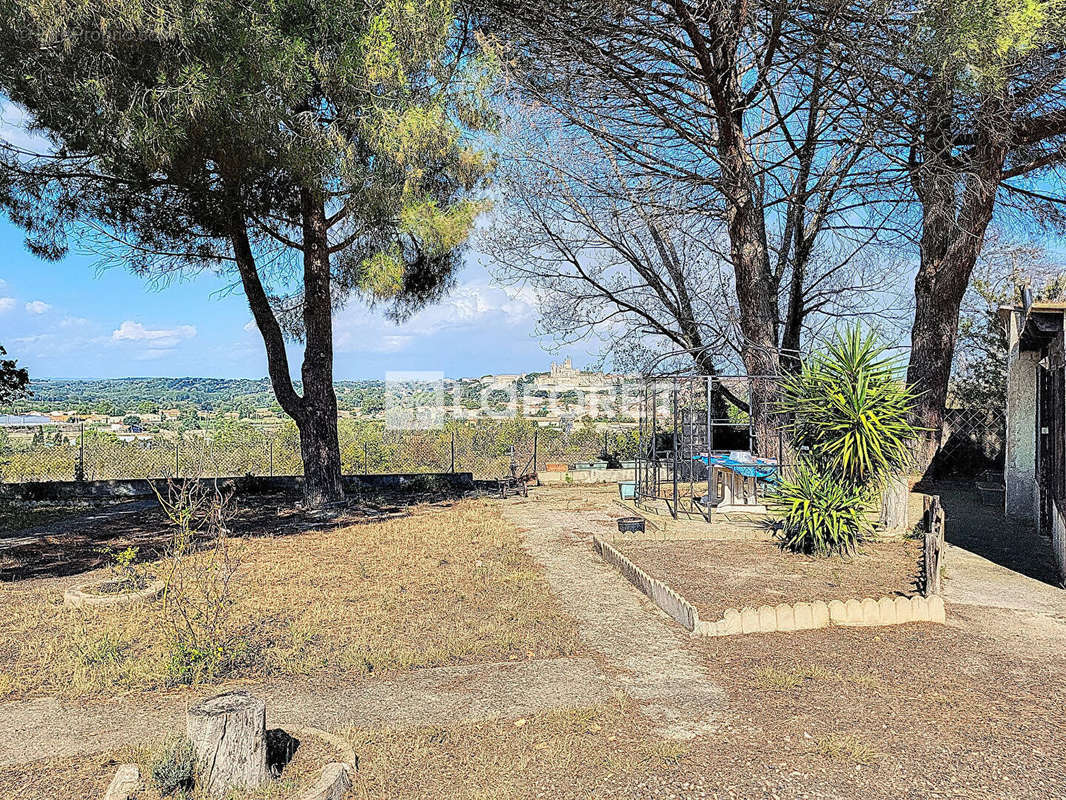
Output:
[
  {"xmin": 0, "ymin": 419, "xmax": 638, "ymax": 483},
  {"xmin": 930, "ymin": 406, "xmax": 1006, "ymax": 477}
]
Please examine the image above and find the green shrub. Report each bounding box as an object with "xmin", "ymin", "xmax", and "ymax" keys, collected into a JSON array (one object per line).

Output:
[
  {"xmin": 771, "ymin": 325, "xmax": 919, "ymax": 555},
  {"xmin": 780, "ymin": 326, "xmax": 920, "ymax": 488},
  {"xmin": 769, "ymin": 462, "xmax": 873, "ymax": 555},
  {"xmin": 149, "ymin": 736, "xmax": 196, "ymax": 796}
]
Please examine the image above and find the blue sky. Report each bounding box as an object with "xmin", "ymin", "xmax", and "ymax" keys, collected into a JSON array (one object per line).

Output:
[{"xmin": 0, "ymin": 220, "xmax": 584, "ymax": 381}]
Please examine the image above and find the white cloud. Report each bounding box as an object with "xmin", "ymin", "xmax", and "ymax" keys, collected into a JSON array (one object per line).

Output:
[
  {"xmin": 112, "ymin": 320, "xmax": 197, "ymax": 348},
  {"xmin": 332, "ymin": 279, "xmax": 538, "ymax": 354},
  {"xmin": 0, "ymin": 297, "xmax": 14, "ymax": 313},
  {"xmin": 25, "ymin": 300, "xmax": 51, "ymax": 314}
]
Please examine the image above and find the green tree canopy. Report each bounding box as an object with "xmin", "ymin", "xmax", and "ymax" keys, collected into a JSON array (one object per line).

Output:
[
  {"xmin": 0, "ymin": 0, "xmax": 494, "ymax": 504},
  {"xmin": 0, "ymin": 345, "xmax": 30, "ymax": 406}
]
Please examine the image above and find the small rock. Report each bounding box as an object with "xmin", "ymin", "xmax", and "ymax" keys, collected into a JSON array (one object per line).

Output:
[{"xmin": 103, "ymin": 764, "xmax": 140, "ymax": 800}]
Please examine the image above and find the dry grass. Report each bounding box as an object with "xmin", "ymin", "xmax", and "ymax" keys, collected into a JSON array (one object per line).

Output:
[
  {"xmin": 752, "ymin": 662, "xmax": 881, "ymax": 692},
  {"xmin": 1, "ymin": 695, "xmax": 680, "ymax": 800},
  {"xmin": 344, "ymin": 694, "xmax": 673, "ymax": 800},
  {"xmin": 2, "ymin": 731, "xmax": 343, "ymax": 800},
  {"xmin": 814, "ymin": 734, "xmax": 880, "ymax": 765},
  {"xmin": 0, "ymin": 500, "xmax": 578, "ymax": 700}
]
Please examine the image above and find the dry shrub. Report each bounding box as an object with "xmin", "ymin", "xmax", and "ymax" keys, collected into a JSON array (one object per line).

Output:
[{"xmin": 153, "ymin": 478, "xmax": 242, "ymax": 684}]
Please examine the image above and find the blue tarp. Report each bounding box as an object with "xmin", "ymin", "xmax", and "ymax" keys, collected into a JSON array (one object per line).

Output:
[{"xmin": 692, "ymin": 452, "xmax": 778, "ymax": 480}]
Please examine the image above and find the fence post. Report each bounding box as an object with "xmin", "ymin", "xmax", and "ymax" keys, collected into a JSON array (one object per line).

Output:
[
  {"xmin": 363, "ymin": 441, "xmax": 369, "ymax": 475},
  {"xmin": 533, "ymin": 428, "xmax": 539, "ymax": 474},
  {"xmin": 77, "ymin": 422, "xmax": 85, "ymax": 481},
  {"xmin": 175, "ymin": 437, "xmax": 180, "ymax": 478},
  {"xmin": 268, "ymin": 440, "xmax": 274, "ymax": 477},
  {"xmin": 450, "ymin": 431, "xmax": 456, "ymax": 473}
]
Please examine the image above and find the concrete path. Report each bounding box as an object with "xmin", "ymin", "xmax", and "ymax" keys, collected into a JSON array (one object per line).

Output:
[
  {"xmin": 501, "ymin": 493, "xmax": 723, "ymax": 740},
  {"xmin": 0, "ymin": 657, "xmax": 610, "ymax": 767},
  {"xmin": 932, "ymin": 487, "xmax": 1066, "ymax": 656},
  {"xmin": 936, "ymin": 488, "xmax": 1066, "ymax": 616}
]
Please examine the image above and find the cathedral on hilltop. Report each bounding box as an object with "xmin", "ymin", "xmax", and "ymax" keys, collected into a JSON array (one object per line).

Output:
[{"xmin": 534, "ymin": 357, "xmax": 617, "ymax": 390}]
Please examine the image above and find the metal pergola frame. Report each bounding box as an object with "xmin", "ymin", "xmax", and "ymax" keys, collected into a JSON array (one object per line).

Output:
[{"xmin": 635, "ymin": 372, "xmax": 785, "ymax": 522}]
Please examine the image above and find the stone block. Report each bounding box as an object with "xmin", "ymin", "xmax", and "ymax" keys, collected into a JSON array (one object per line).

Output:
[
  {"xmin": 860, "ymin": 598, "xmax": 880, "ymax": 625},
  {"xmin": 298, "ymin": 763, "xmax": 351, "ymax": 800},
  {"xmin": 692, "ymin": 620, "xmax": 715, "ymax": 636},
  {"xmin": 877, "ymin": 597, "xmax": 897, "ymax": 625},
  {"xmin": 719, "ymin": 608, "xmax": 742, "ymax": 636},
  {"xmin": 910, "ymin": 595, "xmax": 929, "ymax": 621},
  {"xmin": 844, "ymin": 598, "xmax": 864, "ymax": 626},
  {"xmin": 811, "ymin": 600, "xmax": 830, "ymax": 628},
  {"xmin": 775, "ymin": 603, "xmax": 796, "ymax": 632},
  {"xmin": 927, "ymin": 594, "xmax": 946, "ymax": 623},
  {"xmin": 894, "ymin": 595, "xmax": 913, "ymax": 624},
  {"xmin": 828, "ymin": 600, "xmax": 848, "ymax": 625},
  {"xmin": 740, "ymin": 607, "xmax": 760, "ymax": 634},
  {"xmin": 757, "ymin": 605, "xmax": 777, "ymax": 633},
  {"xmin": 793, "ymin": 602, "xmax": 814, "ymax": 630},
  {"xmin": 104, "ymin": 764, "xmax": 140, "ymax": 800}
]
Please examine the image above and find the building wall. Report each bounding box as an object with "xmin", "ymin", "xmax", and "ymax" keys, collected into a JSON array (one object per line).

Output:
[
  {"xmin": 1052, "ymin": 499, "xmax": 1066, "ymax": 586},
  {"xmin": 1005, "ymin": 310, "xmax": 1039, "ymax": 521}
]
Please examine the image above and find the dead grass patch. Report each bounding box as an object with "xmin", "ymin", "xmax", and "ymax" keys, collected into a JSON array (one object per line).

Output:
[
  {"xmin": 1, "ymin": 732, "xmax": 341, "ymax": 800},
  {"xmin": 814, "ymin": 734, "xmax": 880, "ymax": 765},
  {"xmin": 344, "ymin": 694, "xmax": 669, "ymax": 800},
  {"xmin": 2, "ymin": 695, "xmax": 675, "ymax": 800},
  {"xmin": 0, "ymin": 500, "xmax": 578, "ymax": 700}
]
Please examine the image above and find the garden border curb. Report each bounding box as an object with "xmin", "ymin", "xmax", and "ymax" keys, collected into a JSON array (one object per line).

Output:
[
  {"xmin": 592, "ymin": 536, "xmax": 698, "ymax": 630},
  {"xmin": 64, "ymin": 579, "xmax": 165, "ymax": 609},
  {"xmin": 592, "ymin": 535, "xmax": 946, "ymax": 637}
]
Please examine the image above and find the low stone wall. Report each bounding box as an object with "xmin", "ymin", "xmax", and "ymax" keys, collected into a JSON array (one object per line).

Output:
[
  {"xmin": 593, "ymin": 536, "xmax": 697, "ymax": 630},
  {"xmin": 539, "ymin": 468, "xmax": 634, "ymax": 486},
  {"xmin": 593, "ymin": 534, "xmax": 947, "ymax": 637},
  {"xmin": 0, "ymin": 472, "xmax": 475, "ymax": 502}
]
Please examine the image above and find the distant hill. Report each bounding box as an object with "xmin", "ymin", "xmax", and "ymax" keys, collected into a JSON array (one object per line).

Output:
[{"xmin": 10, "ymin": 377, "xmax": 387, "ymax": 415}]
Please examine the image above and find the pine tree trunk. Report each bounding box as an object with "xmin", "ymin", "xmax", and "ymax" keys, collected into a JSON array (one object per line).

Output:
[
  {"xmin": 905, "ymin": 129, "xmax": 1007, "ymax": 474},
  {"xmin": 298, "ymin": 187, "xmax": 345, "ymax": 507},
  {"xmin": 298, "ymin": 393, "xmax": 344, "ymax": 507},
  {"xmin": 186, "ymin": 691, "xmax": 269, "ymax": 798},
  {"xmin": 230, "ymin": 211, "xmax": 344, "ymax": 508}
]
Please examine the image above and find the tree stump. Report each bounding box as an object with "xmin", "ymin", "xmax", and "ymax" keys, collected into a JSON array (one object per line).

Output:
[{"xmin": 186, "ymin": 691, "xmax": 269, "ymax": 797}]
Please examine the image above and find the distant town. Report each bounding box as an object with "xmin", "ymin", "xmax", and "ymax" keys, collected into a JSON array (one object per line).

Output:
[{"xmin": 0, "ymin": 359, "xmax": 643, "ymax": 447}]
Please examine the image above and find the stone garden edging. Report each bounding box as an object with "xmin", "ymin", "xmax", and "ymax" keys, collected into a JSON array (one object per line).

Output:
[
  {"xmin": 286, "ymin": 726, "xmax": 357, "ymax": 800},
  {"xmin": 64, "ymin": 579, "xmax": 165, "ymax": 610},
  {"xmin": 592, "ymin": 535, "xmax": 946, "ymax": 637},
  {"xmin": 592, "ymin": 536, "xmax": 698, "ymax": 630}
]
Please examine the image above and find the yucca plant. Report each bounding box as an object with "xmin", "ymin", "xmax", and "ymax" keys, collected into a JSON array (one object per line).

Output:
[
  {"xmin": 769, "ymin": 462, "xmax": 874, "ymax": 555},
  {"xmin": 771, "ymin": 325, "xmax": 920, "ymax": 554},
  {"xmin": 780, "ymin": 326, "xmax": 920, "ymax": 488}
]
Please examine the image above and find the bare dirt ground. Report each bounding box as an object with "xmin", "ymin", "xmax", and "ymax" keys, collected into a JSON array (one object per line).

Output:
[
  {"xmin": 617, "ymin": 537, "xmax": 922, "ymax": 619},
  {"xmin": 0, "ymin": 490, "xmax": 445, "ymax": 581}
]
